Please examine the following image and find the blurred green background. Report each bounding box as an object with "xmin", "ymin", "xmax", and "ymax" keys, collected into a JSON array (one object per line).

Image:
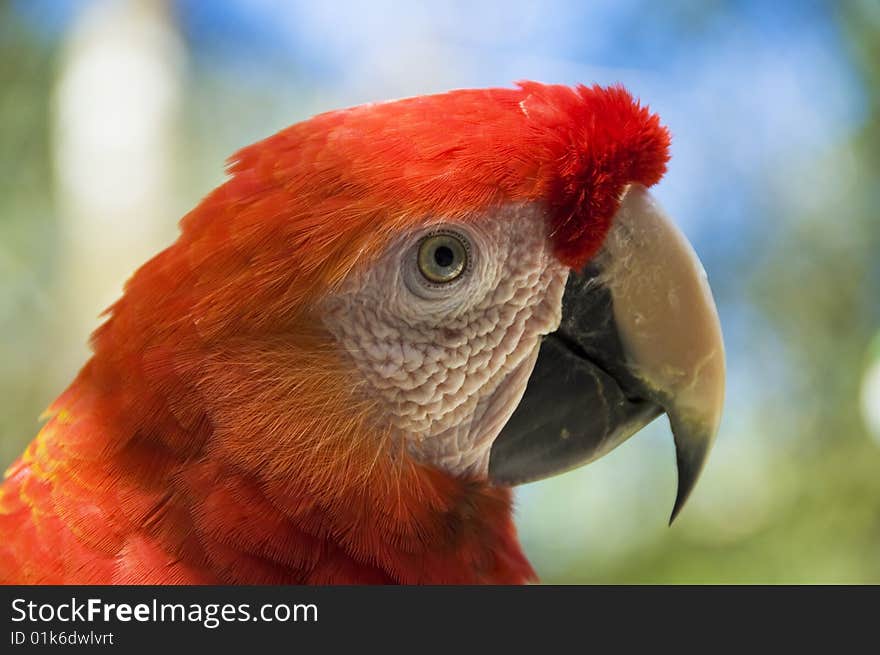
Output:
[{"xmin": 2, "ymin": 0, "xmax": 879, "ymax": 583}]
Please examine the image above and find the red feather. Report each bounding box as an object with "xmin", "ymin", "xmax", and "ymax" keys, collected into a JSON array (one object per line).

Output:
[{"xmin": 0, "ymin": 82, "xmax": 668, "ymax": 584}]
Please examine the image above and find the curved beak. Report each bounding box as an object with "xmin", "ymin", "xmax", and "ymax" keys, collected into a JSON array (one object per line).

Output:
[{"xmin": 488, "ymin": 184, "xmax": 725, "ymax": 522}]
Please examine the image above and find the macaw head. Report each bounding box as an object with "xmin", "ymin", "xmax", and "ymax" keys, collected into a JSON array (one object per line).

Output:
[{"xmin": 94, "ymin": 82, "xmax": 724, "ymax": 563}]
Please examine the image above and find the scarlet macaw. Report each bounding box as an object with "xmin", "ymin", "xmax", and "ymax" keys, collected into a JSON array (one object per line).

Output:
[{"xmin": 0, "ymin": 82, "xmax": 724, "ymax": 584}]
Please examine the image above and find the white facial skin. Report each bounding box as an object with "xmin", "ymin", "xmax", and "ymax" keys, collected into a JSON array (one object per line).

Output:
[{"xmin": 323, "ymin": 204, "xmax": 568, "ymax": 477}]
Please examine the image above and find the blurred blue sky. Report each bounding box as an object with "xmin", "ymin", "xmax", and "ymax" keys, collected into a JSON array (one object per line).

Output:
[{"xmin": 14, "ymin": 0, "xmax": 862, "ymax": 248}]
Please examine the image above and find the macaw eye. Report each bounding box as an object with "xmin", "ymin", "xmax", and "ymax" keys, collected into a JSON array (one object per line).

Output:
[{"xmin": 417, "ymin": 232, "xmax": 469, "ymax": 283}]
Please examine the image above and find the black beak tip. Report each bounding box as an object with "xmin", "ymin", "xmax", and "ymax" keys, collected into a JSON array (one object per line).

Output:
[
  {"xmin": 669, "ymin": 481, "xmax": 692, "ymax": 526},
  {"xmin": 668, "ymin": 418, "xmax": 714, "ymax": 525}
]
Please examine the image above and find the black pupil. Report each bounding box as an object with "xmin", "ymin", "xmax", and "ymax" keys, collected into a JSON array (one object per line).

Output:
[{"xmin": 433, "ymin": 245, "xmax": 455, "ymax": 268}]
